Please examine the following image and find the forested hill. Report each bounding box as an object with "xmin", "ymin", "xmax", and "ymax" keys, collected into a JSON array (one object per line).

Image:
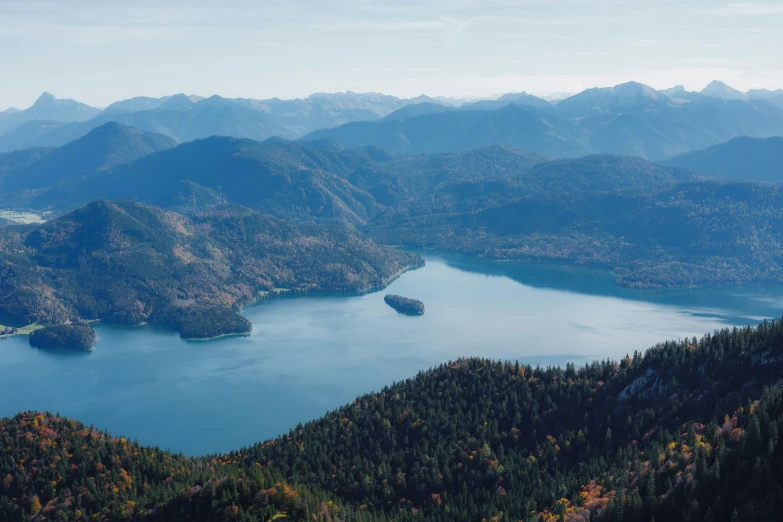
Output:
[
  {"xmin": 2, "ymin": 319, "xmax": 783, "ymax": 521},
  {"xmin": 0, "ymin": 122, "xmax": 177, "ymax": 191},
  {"xmin": 0, "ymin": 412, "xmax": 358, "ymax": 521},
  {"xmin": 368, "ymin": 179, "xmax": 783, "ymax": 287},
  {"xmin": 243, "ymin": 319, "xmax": 783, "ymax": 521},
  {"xmin": 0, "ymin": 200, "xmax": 421, "ymax": 339},
  {"xmin": 25, "ymin": 137, "xmax": 552, "ymax": 225},
  {"xmin": 665, "ymin": 136, "xmax": 783, "ymax": 183}
]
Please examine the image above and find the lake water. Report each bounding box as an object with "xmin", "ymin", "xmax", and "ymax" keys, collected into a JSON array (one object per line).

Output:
[{"xmin": 1, "ymin": 251, "xmax": 781, "ymax": 455}]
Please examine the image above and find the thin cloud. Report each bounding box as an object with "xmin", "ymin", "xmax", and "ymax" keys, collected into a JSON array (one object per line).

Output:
[
  {"xmin": 308, "ymin": 20, "xmax": 448, "ymax": 32},
  {"xmin": 681, "ymin": 58, "xmax": 733, "ymax": 65},
  {"xmin": 714, "ymin": 2, "xmax": 783, "ymax": 15}
]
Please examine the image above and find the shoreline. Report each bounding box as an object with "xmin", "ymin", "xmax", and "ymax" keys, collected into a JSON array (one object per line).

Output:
[
  {"xmin": 183, "ymin": 330, "xmax": 253, "ymax": 342},
  {"xmin": 13, "ymin": 259, "xmax": 429, "ymax": 343},
  {"xmin": 240, "ymin": 259, "xmax": 426, "ymax": 311}
]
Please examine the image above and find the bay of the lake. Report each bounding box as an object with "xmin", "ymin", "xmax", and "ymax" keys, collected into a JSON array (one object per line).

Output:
[{"xmin": 1, "ymin": 251, "xmax": 781, "ymax": 455}]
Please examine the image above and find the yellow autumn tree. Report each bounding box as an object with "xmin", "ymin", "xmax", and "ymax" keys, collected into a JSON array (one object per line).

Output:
[{"xmin": 30, "ymin": 495, "xmax": 41, "ymax": 514}]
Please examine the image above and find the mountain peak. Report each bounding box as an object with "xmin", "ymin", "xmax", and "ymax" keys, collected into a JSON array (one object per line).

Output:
[
  {"xmin": 85, "ymin": 120, "xmax": 132, "ymax": 135},
  {"xmin": 661, "ymin": 85, "xmax": 686, "ymax": 97},
  {"xmin": 704, "ymin": 80, "xmax": 733, "ymax": 89},
  {"xmin": 34, "ymin": 92, "xmax": 57, "ymax": 105},
  {"xmin": 701, "ymin": 80, "xmax": 746, "ymax": 100},
  {"xmin": 611, "ymin": 81, "xmax": 661, "ymax": 98}
]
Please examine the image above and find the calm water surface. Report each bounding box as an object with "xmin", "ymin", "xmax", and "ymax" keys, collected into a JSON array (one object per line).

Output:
[{"xmin": 1, "ymin": 251, "xmax": 782, "ymax": 455}]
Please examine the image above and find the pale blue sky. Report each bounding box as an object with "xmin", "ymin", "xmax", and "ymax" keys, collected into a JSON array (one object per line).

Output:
[{"xmin": 2, "ymin": 0, "xmax": 782, "ymax": 109}]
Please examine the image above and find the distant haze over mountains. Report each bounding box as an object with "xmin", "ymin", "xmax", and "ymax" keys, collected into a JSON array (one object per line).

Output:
[
  {"xmin": 2, "ymin": 80, "xmax": 783, "ymax": 159},
  {"xmin": 305, "ymin": 81, "xmax": 783, "ymax": 160},
  {"xmin": 0, "ymin": 92, "xmax": 100, "ymax": 136}
]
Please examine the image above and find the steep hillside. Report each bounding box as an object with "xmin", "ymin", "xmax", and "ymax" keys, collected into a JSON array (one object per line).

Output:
[
  {"xmin": 0, "ymin": 147, "xmax": 54, "ymax": 174},
  {"xmin": 29, "ymin": 138, "xmax": 551, "ymax": 224},
  {"xmin": 666, "ymin": 136, "xmax": 783, "ymax": 182},
  {"xmin": 245, "ymin": 318, "xmax": 783, "ymax": 521},
  {"xmin": 461, "ymin": 92, "xmax": 554, "ymax": 112},
  {"xmin": 0, "ymin": 412, "xmax": 354, "ymax": 521},
  {"xmin": 0, "ymin": 120, "xmax": 68, "ymax": 153},
  {"xmin": 373, "ymin": 154, "xmax": 696, "ymax": 224},
  {"xmin": 32, "ymin": 137, "xmax": 385, "ymax": 226},
  {"xmin": 0, "ymin": 122, "xmax": 177, "ymax": 190},
  {"xmin": 369, "ymin": 179, "xmax": 783, "ymax": 287},
  {"xmin": 382, "ymin": 102, "xmax": 457, "ymax": 121},
  {"xmin": 3, "ymin": 319, "xmax": 783, "ymax": 521},
  {"xmin": 0, "ymin": 200, "xmax": 421, "ymax": 338}
]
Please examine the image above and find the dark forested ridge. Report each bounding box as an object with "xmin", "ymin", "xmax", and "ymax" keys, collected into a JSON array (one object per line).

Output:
[
  {"xmin": 0, "ymin": 122, "xmax": 177, "ymax": 191},
  {"xmin": 3, "ymin": 319, "xmax": 783, "ymax": 520},
  {"xmin": 368, "ymin": 179, "xmax": 783, "ymax": 287},
  {"xmin": 0, "ymin": 200, "xmax": 421, "ymax": 338},
  {"xmin": 665, "ymin": 136, "xmax": 783, "ymax": 183},
  {"xmin": 21, "ymin": 137, "xmax": 552, "ymax": 227}
]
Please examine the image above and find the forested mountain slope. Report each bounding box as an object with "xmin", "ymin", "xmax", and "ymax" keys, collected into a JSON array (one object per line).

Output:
[
  {"xmin": 368, "ymin": 179, "xmax": 783, "ymax": 287},
  {"xmin": 0, "ymin": 122, "xmax": 176, "ymax": 191},
  {"xmin": 0, "ymin": 412, "xmax": 358, "ymax": 522},
  {"xmin": 245, "ymin": 318, "xmax": 783, "ymax": 521},
  {"xmin": 3, "ymin": 318, "xmax": 783, "ymax": 521},
  {"xmin": 666, "ymin": 136, "xmax": 783, "ymax": 183},
  {"xmin": 25, "ymin": 138, "xmax": 552, "ymax": 225},
  {"xmin": 0, "ymin": 200, "xmax": 421, "ymax": 339}
]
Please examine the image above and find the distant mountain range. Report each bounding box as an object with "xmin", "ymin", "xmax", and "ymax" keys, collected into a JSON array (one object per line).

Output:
[
  {"xmin": 0, "ymin": 93, "xmax": 100, "ymax": 136},
  {"xmin": 307, "ymin": 82, "xmax": 783, "ymax": 160},
  {"xmin": 2, "ymin": 81, "xmax": 782, "ymax": 159},
  {"xmin": 304, "ymin": 104, "xmax": 591, "ymax": 158},
  {"xmin": 0, "ymin": 91, "xmax": 460, "ymax": 153},
  {"xmin": 666, "ymin": 136, "xmax": 783, "ymax": 182}
]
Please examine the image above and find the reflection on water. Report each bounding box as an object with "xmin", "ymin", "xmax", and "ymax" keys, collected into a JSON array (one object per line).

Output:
[
  {"xmin": 428, "ymin": 249, "xmax": 783, "ymax": 324},
  {"xmin": 0, "ymin": 252, "xmax": 781, "ymax": 455}
]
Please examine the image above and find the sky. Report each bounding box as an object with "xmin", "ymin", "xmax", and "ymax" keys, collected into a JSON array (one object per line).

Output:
[{"xmin": 1, "ymin": 0, "xmax": 782, "ymax": 110}]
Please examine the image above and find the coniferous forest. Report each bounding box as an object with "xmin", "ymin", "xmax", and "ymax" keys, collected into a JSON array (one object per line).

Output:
[{"xmin": 2, "ymin": 318, "xmax": 783, "ymax": 521}]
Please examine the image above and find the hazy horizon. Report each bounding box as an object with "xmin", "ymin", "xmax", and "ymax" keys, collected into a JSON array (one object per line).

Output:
[{"xmin": 2, "ymin": 0, "xmax": 782, "ymax": 111}]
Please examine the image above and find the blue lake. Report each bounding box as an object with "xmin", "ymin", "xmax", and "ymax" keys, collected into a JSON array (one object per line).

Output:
[{"xmin": 1, "ymin": 251, "xmax": 781, "ymax": 455}]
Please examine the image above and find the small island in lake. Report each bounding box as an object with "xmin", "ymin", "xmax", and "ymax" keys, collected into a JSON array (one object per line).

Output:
[
  {"xmin": 29, "ymin": 323, "xmax": 97, "ymax": 351},
  {"xmin": 384, "ymin": 294, "xmax": 425, "ymax": 316}
]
